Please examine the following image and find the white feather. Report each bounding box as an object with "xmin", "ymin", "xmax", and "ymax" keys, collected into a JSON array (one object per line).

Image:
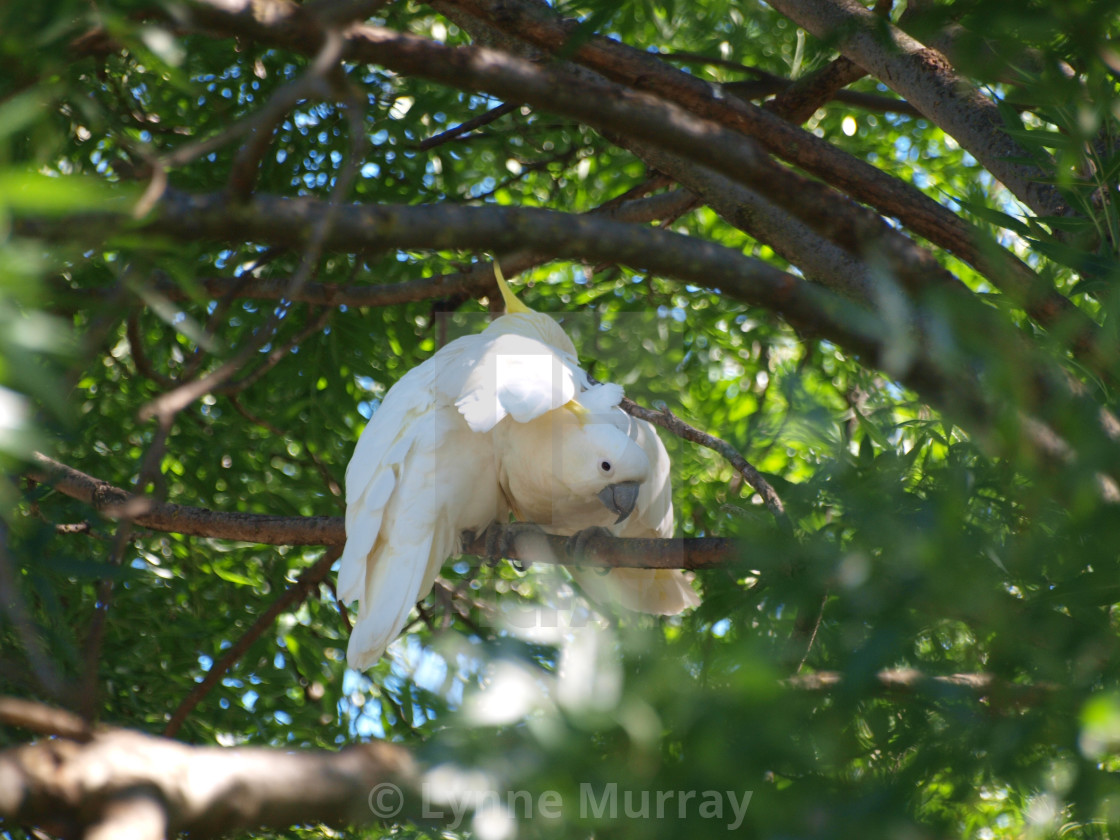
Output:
[
  {"xmin": 576, "ymin": 382, "xmax": 625, "ymax": 413},
  {"xmin": 495, "ymin": 403, "xmax": 699, "ymax": 615},
  {"xmin": 450, "ymin": 333, "xmax": 583, "ymax": 432},
  {"xmin": 342, "ymin": 403, "xmax": 502, "ymax": 669}
]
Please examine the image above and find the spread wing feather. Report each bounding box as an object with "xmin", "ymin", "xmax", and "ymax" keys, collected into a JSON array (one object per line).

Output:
[
  {"xmin": 342, "ymin": 320, "xmax": 582, "ymax": 668},
  {"xmin": 449, "ymin": 332, "xmax": 586, "ymax": 433},
  {"xmin": 339, "ymin": 331, "xmax": 506, "ymax": 668},
  {"xmin": 341, "ymin": 399, "xmax": 502, "ymax": 669}
]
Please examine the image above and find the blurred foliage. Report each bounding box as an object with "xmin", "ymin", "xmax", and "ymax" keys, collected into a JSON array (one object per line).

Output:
[{"xmin": 2, "ymin": 1, "xmax": 1120, "ymax": 839}]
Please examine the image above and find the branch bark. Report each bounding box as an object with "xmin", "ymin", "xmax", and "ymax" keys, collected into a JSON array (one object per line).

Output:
[
  {"xmin": 30, "ymin": 452, "xmax": 343, "ymax": 546},
  {"xmin": 0, "ymin": 669, "xmax": 1052, "ymax": 839},
  {"xmin": 0, "ymin": 720, "xmax": 415, "ymax": 838},
  {"xmin": 29, "ymin": 453, "xmax": 743, "ymax": 569},
  {"xmin": 787, "ymin": 667, "xmax": 1057, "ymax": 710},
  {"xmin": 431, "ymin": 0, "xmax": 1108, "ymax": 376},
  {"xmin": 165, "ymin": 0, "xmax": 1113, "ymax": 382},
  {"xmin": 22, "ymin": 192, "xmax": 897, "ymax": 357},
  {"xmin": 27, "ymin": 193, "xmax": 1114, "ymax": 475},
  {"xmin": 765, "ymin": 0, "xmax": 1069, "ymax": 221}
]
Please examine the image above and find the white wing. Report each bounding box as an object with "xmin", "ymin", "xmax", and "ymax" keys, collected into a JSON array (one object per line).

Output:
[
  {"xmin": 448, "ymin": 332, "xmax": 586, "ymax": 433},
  {"xmin": 339, "ymin": 335, "xmax": 502, "ymax": 669}
]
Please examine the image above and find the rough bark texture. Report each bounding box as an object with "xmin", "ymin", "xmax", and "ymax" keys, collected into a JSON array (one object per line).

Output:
[
  {"xmin": 30, "ymin": 453, "xmax": 744, "ymax": 569},
  {"xmin": 764, "ymin": 0, "xmax": 1069, "ymax": 219},
  {"xmin": 0, "ymin": 725, "xmax": 415, "ymax": 838}
]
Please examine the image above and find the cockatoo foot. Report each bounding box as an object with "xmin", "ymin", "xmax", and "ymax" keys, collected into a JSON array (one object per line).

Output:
[
  {"xmin": 482, "ymin": 521, "xmax": 548, "ymax": 571},
  {"xmin": 565, "ymin": 526, "xmax": 615, "ymax": 567}
]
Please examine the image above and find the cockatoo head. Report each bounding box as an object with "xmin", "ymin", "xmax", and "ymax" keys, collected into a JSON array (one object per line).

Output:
[{"xmin": 547, "ymin": 407, "xmax": 651, "ymax": 524}]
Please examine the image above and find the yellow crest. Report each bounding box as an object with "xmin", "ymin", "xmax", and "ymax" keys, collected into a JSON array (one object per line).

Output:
[
  {"xmin": 563, "ymin": 399, "xmax": 590, "ymax": 426},
  {"xmin": 494, "ymin": 261, "xmax": 532, "ymax": 314}
]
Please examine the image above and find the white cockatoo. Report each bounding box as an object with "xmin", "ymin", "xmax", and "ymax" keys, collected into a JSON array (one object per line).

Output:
[{"xmin": 338, "ymin": 268, "xmax": 698, "ymax": 669}]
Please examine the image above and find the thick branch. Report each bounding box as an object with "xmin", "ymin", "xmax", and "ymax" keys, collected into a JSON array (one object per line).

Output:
[
  {"xmin": 764, "ymin": 0, "xmax": 1068, "ymax": 220},
  {"xmin": 168, "ymin": 0, "xmax": 1110, "ymax": 381},
  {"xmin": 30, "ymin": 191, "xmax": 1119, "ymax": 481},
  {"xmin": 431, "ymin": 0, "xmax": 1107, "ymax": 376},
  {"xmin": 27, "ymin": 192, "xmax": 1000, "ymax": 419},
  {"xmin": 0, "ymin": 665, "xmax": 1051, "ymax": 838},
  {"xmin": 23, "ymin": 193, "xmax": 891, "ymax": 352},
  {"xmin": 0, "ymin": 722, "xmax": 415, "ymax": 838},
  {"xmin": 34, "ymin": 194, "xmax": 1100, "ymax": 460},
  {"xmin": 142, "ymin": 189, "xmax": 699, "ymax": 307},
  {"xmin": 30, "ymin": 452, "xmax": 343, "ymax": 546}
]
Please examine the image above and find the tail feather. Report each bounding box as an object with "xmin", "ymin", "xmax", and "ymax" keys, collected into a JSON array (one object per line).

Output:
[
  {"xmin": 337, "ymin": 470, "xmax": 396, "ymax": 602},
  {"xmin": 570, "ymin": 567, "xmax": 699, "ymax": 616},
  {"xmin": 345, "ymin": 532, "xmax": 436, "ymax": 670}
]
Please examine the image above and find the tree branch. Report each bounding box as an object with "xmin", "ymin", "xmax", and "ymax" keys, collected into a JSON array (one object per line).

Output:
[
  {"xmin": 137, "ymin": 188, "xmax": 698, "ymax": 307},
  {"xmin": 169, "ymin": 0, "xmax": 1111, "ymax": 382},
  {"xmin": 417, "ymin": 100, "xmax": 520, "ymax": 150},
  {"xmin": 786, "ymin": 668, "xmax": 1057, "ymax": 710},
  {"xmin": 25, "ymin": 192, "xmax": 889, "ymax": 353},
  {"xmin": 28, "ymin": 453, "xmax": 744, "ymax": 569},
  {"xmin": 29, "ymin": 452, "xmax": 343, "ymax": 546},
  {"xmin": 430, "ymin": 0, "xmax": 1107, "ymax": 377},
  {"xmin": 0, "ymin": 696, "xmax": 91, "ymax": 740},
  {"xmin": 31, "ymin": 193, "xmax": 1111, "ymax": 470},
  {"xmin": 763, "ymin": 55, "xmax": 869, "ymax": 124},
  {"xmin": 0, "ymin": 665, "xmax": 1050, "ymax": 839},
  {"xmin": 619, "ymin": 398, "xmax": 791, "ymax": 531},
  {"xmin": 0, "ymin": 714, "xmax": 415, "ymax": 838},
  {"xmin": 764, "ymin": 0, "xmax": 1069, "ymax": 220},
  {"xmin": 163, "ymin": 547, "xmax": 341, "ymax": 737}
]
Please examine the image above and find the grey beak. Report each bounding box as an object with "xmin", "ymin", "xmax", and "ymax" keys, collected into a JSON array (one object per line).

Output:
[{"xmin": 598, "ymin": 481, "xmax": 640, "ymax": 524}]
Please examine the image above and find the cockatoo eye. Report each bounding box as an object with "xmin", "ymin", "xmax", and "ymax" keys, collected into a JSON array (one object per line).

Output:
[{"xmin": 600, "ymin": 460, "xmax": 612, "ymax": 474}]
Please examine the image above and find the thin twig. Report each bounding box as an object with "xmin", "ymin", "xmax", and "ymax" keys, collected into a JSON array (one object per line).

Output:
[
  {"xmin": 417, "ymin": 100, "xmax": 521, "ymax": 149},
  {"xmin": 126, "ymin": 309, "xmax": 176, "ymax": 389},
  {"xmin": 163, "ymin": 547, "xmax": 340, "ymax": 737},
  {"xmin": 323, "ymin": 575, "xmax": 352, "ymax": 632},
  {"xmin": 217, "ymin": 306, "xmax": 334, "ymax": 395},
  {"xmin": 795, "ymin": 590, "xmax": 830, "ymax": 674},
  {"xmin": 226, "ymin": 43, "xmax": 344, "ymax": 200},
  {"xmin": 618, "ymin": 397, "xmax": 792, "ymax": 532}
]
